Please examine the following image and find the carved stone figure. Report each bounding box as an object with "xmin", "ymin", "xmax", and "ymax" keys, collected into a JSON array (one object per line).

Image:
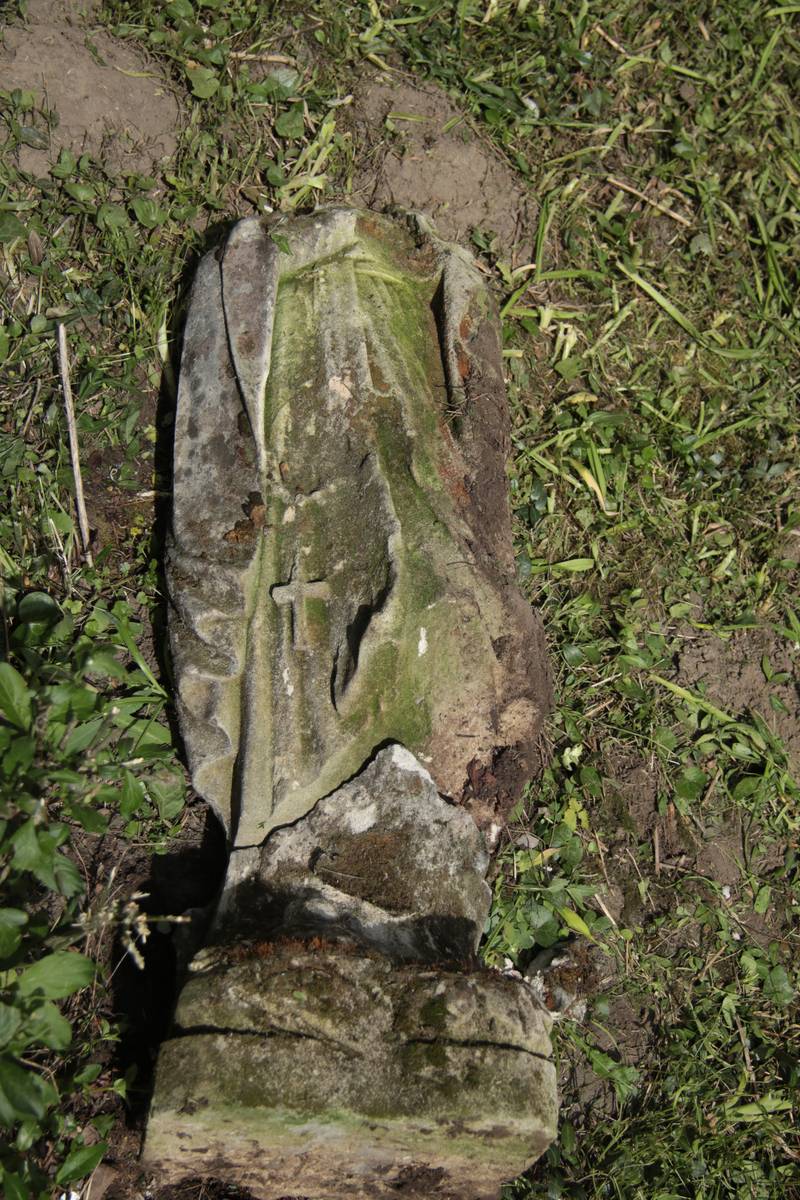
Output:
[{"xmin": 144, "ymin": 208, "xmax": 556, "ymax": 1199}]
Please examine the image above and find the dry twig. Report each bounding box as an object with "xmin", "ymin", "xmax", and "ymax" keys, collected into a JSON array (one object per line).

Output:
[
  {"xmin": 606, "ymin": 175, "xmax": 693, "ymax": 227},
  {"xmin": 57, "ymin": 322, "xmax": 93, "ymax": 567}
]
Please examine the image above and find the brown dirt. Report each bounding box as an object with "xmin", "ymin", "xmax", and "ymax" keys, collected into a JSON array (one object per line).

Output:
[
  {"xmin": 565, "ymin": 993, "xmax": 654, "ymax": 1122},
  {"xmin": 677, "ymin": 625, "xmax": 800, "ymax": 775},
  {"xmin": 595, "ymin": 743, "xmax": 794, "ymax": 949},
  {"xmin": 0, "ymin": 0, "xmax": 179, "ymax": 176},
  {"xmin": 347, "ymin": 73, "xmax": 535, "ymax": 260}
]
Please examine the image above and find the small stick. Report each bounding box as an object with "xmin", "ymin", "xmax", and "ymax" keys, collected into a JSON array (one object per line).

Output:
[
  {"xmin": 229, "ymin": 51, "xmax": 296, "ymax": 63},
  {"xmin": 606, "ymin": 175, "xmax": 693, "ymax": 227},
  {"xmin": 733, "ymin": 1011, "xmax": 755, "ymax": 1082},
  {"xmin": 57, "ymin": 323, "xmax": 93, "ymax": 567},
  {"xmin": 593, "ymin": 24, "xmax": 631, "ymax": 57},
  {"xmin": 20, "ymin": 379, "xmax": 41, "ymax": 437},
  {"xmin": 591, "ymin": 824, "xmax": 613, "ymax": 896},
  {"xmin": 594, "ymin": 891, "xmax": 618, "ymax": 929}
]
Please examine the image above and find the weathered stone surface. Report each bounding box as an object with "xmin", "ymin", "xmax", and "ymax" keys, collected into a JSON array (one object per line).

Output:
[
  {"xmin": 143, "ymin": 945, "xmax": 557, "ymax": 1199},
  {"xmin": 168, "ymin": 206, "xmax": 550, "ymax": 846},
  {"xmin": 212, "ymin": 744, "xmax": 491, "ymax": 962},
  {"xmin": 145, "ymin": 207, "xmax": 557, "ymax": 1197}
]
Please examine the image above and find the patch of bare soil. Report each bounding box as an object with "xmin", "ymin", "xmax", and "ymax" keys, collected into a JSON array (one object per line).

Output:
[
  {"xmin": 677, "ymin": 625, "xmax": 800, "ymax": 775},
  {"xmin": 347, "ymin": 74, "xmax": 534, "ymax": 260},
  {"xmin": 566, "ymin": 993, "xmax": 654, "ymax": 1122},
  {"xmin": 0, "ymin": 0, "xmax": 179, "ymax": 176},
  {"xmin": 598, "ymin": 746, "xmax": 791, "ymax": 937}
]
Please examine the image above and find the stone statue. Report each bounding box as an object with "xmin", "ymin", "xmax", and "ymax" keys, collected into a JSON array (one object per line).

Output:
[{"xmin": 144, "ymin": 208, "xmax": 557, "ymax": 1199}]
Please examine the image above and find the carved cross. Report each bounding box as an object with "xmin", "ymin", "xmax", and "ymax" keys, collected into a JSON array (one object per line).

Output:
[{"xmin": 271, "ymin": 563, "xmax": 331, "ymax": 652}]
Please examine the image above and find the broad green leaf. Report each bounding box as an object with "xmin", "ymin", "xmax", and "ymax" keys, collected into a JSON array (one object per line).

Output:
[
  {"xmin": 732, "ymin": 775, "xmax": 761, "ymax": 800},
  {"xmin": 554, "ymin": 355, "xmax": 584, "ymax": 381},
  {"xmin": 249, "ymin": 65, "xmax": 300, "ymax": 101},
  {"xmin": 74, "ymin": 1062, "xmax": 102, "ymax": 1086},
  {"xmin": 64, "ymin": 182, "xmax": 96, "ymax": 204},
  {"xmin": 186, "ymin": 66, "xmax": 219, "ymax": 99},
  {"xmin": 675, "ymin": 766, "xmax": 707, "ymax": 803},
  {"xmin": 96, "ymin": 202, "xmax": 129, "ymax": 231},
  {"xmin": 723, "ymin": 1094, "xmax": 793, "ymax": 1121},
  {"xmin": 148, "ymin": 773, "xmax": 185, "ymax": 821},
  {"xmin": 3, "ymin": 735, "xmax": 34, "ymax": 775},
  {"xmin": 130, "ymin": 197, "xmax": 167, "ymax": 229},
  {"xmin": 69, "ymin": 804, "xmax": 109, "ymax": 835},
  {"xmin": 122, "ymin": 718, "xmax": 171, "ymax": 748},
  {"xmin": 10, "ymin": 822, "xmax": 40, "ymax": 871},
  {"xmin": 0, "ymin": 909, "xmax": 28, "ymax": 959},
  {"xmin": 0, "ymin": 663, "xmax": 32, "ymax": 730},
  {"xmin": 0, "ymin": 1055, "xmax": 56, "ymax": 1125},
  {"xmin": 762, "ymin": 964, "xmax": 794, "ymax": 1008},
  {"xmin": 27, "ymin": 1001, "xmax": 72, "ymax": 1051},
  {"xmin": 275, "ymin": 104, "xmax": 305, "ymax": 139},
  {"xmin": 64, "ymin": 717, "xmax": 105, "ymax": 755},
  {"xmin": 120, "ymin": 772, "xmax": 145, "ymax": 820},
  {"xmin": 0, "ymin": 213, "xmax": 26, "ymax": 243},
  {"xmin": 50, "ymin": 147, "xmax": 77, "ymax": 177},
  {"xmin": 17, "ymin": 951, "xmax": 94, "ymax": 999},
  {"xmin": 16, "ymin": 592, "xmax": 60, "ymax": 624},
  {"xmin": 0, "ymin": 1002, "xmax": 22, "ymax": 1048},
  {"xmin": 557, "ymin": 906, "xmax": 594, "ymax": 939},
  {"xmin": 551, "ymin": 558, "xmax": 595, "ymax": 573},
  {"xmin": 50, "ymin": 854, "xmax": 84, "ymax": 899},
  {"xmin": 2, "ymin": 1168, "xmax": 29, "ymax": 1200},
  {"xmin": 83, "ymin": 650, "xmax": 126, "ymax": 680},
  {"xmin": 534, "ymin": 917, "xmax": 560, "ymax": 948},
  {"xmin": 269, "ymin": 231, "xmax": 291, "ymax": 254},
  {"xmin": 56, "ymin": 1141, "xmax": 107, "ymax": 1186}
]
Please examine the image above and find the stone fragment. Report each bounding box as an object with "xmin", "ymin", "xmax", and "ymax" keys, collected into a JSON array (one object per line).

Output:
[
  {"xmin": 167, "ymin": 206, "xmax": 550, "ymax": 847},
  {"xmin": 213, "ymin": 744, "xmax": 491, "ymax": 963},
  {"xmin": 144, "ymin": 945, "xmax": 557, "ymax": 1200}
]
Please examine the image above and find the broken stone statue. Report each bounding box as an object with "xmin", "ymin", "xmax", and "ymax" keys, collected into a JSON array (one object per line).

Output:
[{"xmin": 143, "ymin": 207, "xmax": 556, "ymax": 1198}]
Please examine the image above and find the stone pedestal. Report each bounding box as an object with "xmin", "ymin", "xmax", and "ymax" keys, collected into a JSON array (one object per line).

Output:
[
  {"xmin": 145, "ymin": 947, "xmax": 556, "ymax": 1199},
  {"xmin": 143, "ymin": 208, "xmax": 556, "ymax": 1196}
]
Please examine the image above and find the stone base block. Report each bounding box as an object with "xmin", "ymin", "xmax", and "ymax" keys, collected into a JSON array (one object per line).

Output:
[{"xmin": 143, "ymin": 945, "xmax": 557, "ymax": 1199}]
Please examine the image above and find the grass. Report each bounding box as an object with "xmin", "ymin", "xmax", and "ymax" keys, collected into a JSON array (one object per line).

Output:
[{"xmin": 0, "ymin": 0, "xmax": 798, "ymax": 1197}]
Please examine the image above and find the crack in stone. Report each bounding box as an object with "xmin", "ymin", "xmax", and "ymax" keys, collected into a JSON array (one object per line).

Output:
[
  {"xmin": 405, "ymin": 1036, "xmax": 552, "ymax": 1064},
  {"xmin": 169, "ymin": 1024, "xmax": 550, "ymax": 1066},
  {"xmin": 171, "ymin": 1022, "xmax": 363, "ymax": 1058}
]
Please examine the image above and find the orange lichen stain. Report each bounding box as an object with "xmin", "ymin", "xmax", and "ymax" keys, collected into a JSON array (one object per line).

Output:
[
  {"xmin": 221, "ymin": 935, "xmax": 357, "ymax": 964},
  {"xmin": 356, "ymin": 213, "xmax": 383, "ymax": 241},
  {"xmin": 456, "ymin": 348, "xmax": 471, "ymax": 381},
  {"xmin": 435, "ymin": 446, "xmax": 471, "ymax": 506},
  {"xmin": 223, "ymin": 492, "xmax": 266, "ymax": 542},
  {"xmin": 459, "ymin": 315, "xmax": 472, "ymax": 341},
  {"xmin": 223, "ymin": 520, "xmax": 256, "ymax": 543},
  {"xmin": 244, "ymin": 491, "xmax": 266, "ymax": 527}
]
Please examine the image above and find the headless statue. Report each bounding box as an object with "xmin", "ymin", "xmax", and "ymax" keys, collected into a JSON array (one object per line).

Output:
[{"xmin": 145, "ymin": 209, "xmax": 557, "ymax": 1199}]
